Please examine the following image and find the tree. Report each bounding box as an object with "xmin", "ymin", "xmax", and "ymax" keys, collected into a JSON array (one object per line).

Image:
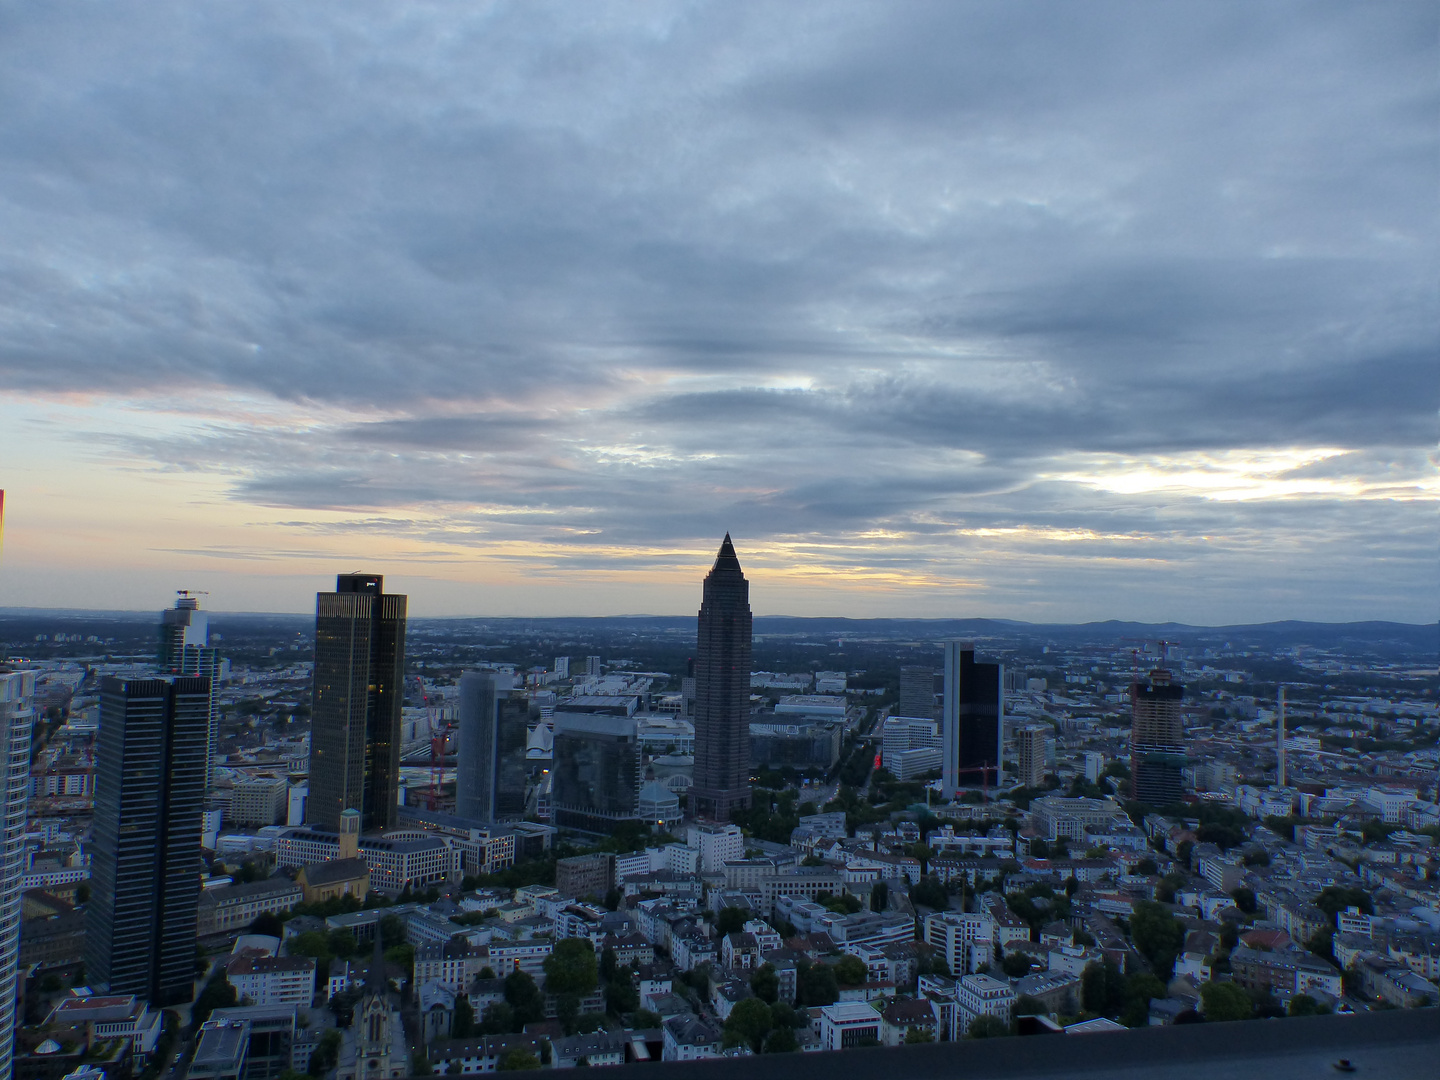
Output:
[
  {"xmin": 599, "ymin": 948, "xmax": 618, "ymax": 983},
  {"xmin": 911, "ymin": 875, "xmax": 949, "ymax": 911},
  {"xmin": 1000, "ymin": 953, "xmax": 1033, "ymax": 978},
  {"xmin": 192, "ymin": 969, "xmax": 237, "ymax": 1029},
  {"xmin": 1012, "ymin": 994, "xmax": 1047, "ymax": 1017},
  {"xmin": 833, "ymin": 955, "xmax": 867, "ymax": 986},
  {"xmin": 1288, "ymin": 994, "xmax": 1329, "ymax": 1017},
  {"xmin": 379, "ymin": 913, "xmax": 406, "ymax": 948},
  {"xmin": 452, "ymin": 997, "xmax": 475, "ymax": 1039},
  {"xmin": 604, "ymin": 888, "xmax": 622, "ymax": 911},
  {"xmin": 966, "ymin": 1015, "xmax": 1011, "ymax": 1039},
  {"xmin": 904, "ymin": 1027, "xmax": 935, "ymax": 1044},
  {"xmin": 309, "ymin": 1030, "xmax": 342, "ymax": 1076},
  {"xmin": 497, "ymin": 1049, "xmax": 541, "ymax": 1071},
  {"xmin": 480, "ymin": 1001, "xmax": 516, "ymax": 1035},
  {"xmin": 605, "ymin": 978, "xmax": 638, "ymax": 1016},
  {"xmin": 1230, "ymin": 887, "xmax": 1257, "ymax": 914},
  {"xmin": 1120, "ymin": 973, "xmax": 1166, "ymax": 1027},
  {"xmin": 716, "ymin": 907, "xmax": 746, "ymax": 936},
  {"xmin": 870, "ymin": 881, "xmax": 889, "ymax": 912},
  {"xmin": 411, "ymin": 1050, "xmax": 435, "ymax": 1076},
  {"xmin": 764, "ymin": 1025, "xmax": 799, "ymax": 1052},
  {"xmin": 249, "ymin": 912, "xmax": 284, "ymax": 937},
  {"xmin": 769, "ymin": 1001, "xmax": 797, "ymax": 1029},
  {"xmin": 1129, "ymin": 901, "xmax": 1184, "ymax": 978},
  {"xmin": 504, "ymin": 970, "xmax": 546, "ymax": 1027},
  {"xmin": 328, "ymin": 928, "xmax": 358, "ymax": 959},
  {"xmin": 1316, "ymin": 886, "xmax": 1373, "ymax": 921},
  {"xmin": 725, "ymin": 997, "xmax": 774, "ymax": 1051},
  {"xmin": 1081, "ymin": 961, "xmax": 1125, "ymax": 1017},
  {"xmin": 556, "ymin": 992, "xmax": 582, "ymax": 1034},
  {"xmin": 750, "ymin": 964, "xmax": 779, "ymax": 1004},
  {"xmin": 795, "ymin": 962, "xmax": 837, "ymax": 1008},
  {"xmin": 544, "ymin": 939, "xmax": 598, "ymax": 996},
  {"xmin": 1200, "ymin": 981, "xmax": 1253, "ymax": 1022}
]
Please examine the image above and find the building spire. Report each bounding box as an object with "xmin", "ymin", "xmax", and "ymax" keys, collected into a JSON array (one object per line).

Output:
[{"xmin": 711, "ymin": 533, "xmax": 742, "ymax": 573}]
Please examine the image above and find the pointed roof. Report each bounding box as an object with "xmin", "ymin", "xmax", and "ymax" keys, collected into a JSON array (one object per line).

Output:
[{"xmin": 711, "ymin": 533, "xmax": 742, "ymax": 573}]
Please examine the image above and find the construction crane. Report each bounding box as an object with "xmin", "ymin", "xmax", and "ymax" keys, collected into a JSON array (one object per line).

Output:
[
  {"xmin": 952, "ymin": 762, "xmax": 996, "ymax": 802},
  {"xmin": 1120, "ymin": 638, "xmax": 1173, "ymax": 677}
]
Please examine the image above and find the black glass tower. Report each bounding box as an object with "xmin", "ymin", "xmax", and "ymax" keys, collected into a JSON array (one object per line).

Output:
[
  {"xmin": 941, "ymin": 641, "xmax": 1003, "ymax": 797},
  {"xmin": 309, "ymin": 574, "xmax": 407, "ymax": 833},
  {"xmin": 456, "ymin": 671, "xmax": 533, "ymax": 823},
  {"xmin": 1131, "ymin": 669, "xmax": 1186, "ymax": 805},
  {"xmin": 690, "ymin": 534, "xmax": 753, "ymax": 822},
  {"xmin": 552, "ymin": 712, "xmax": 640, "ymax": 833},
  {"xmin": 87, "ymin": 676, "xmax": 208, "ymax": 1006}
]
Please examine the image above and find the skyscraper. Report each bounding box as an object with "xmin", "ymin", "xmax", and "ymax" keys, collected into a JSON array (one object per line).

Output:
[
  {"xmin": 1016, "ymin": 724, "xmax": 1049, "ymax": 788},
  {"xmin": 0, "ymin": 667, "xmax": 34, "ymax": 1077},
  {"xmin": 1130, "ymin": 668, "xmax": 1185, "ymax": 805},
  {"xmin": 456, "ymin": 671, "xmax": 532, "ymax": 824},
  {"xmin": 690, "ymin": 534, "xmax": 752, "ymax": 823},
  {"xmin": 941, "ymin": 641, "xmax": 1003, "ymax": 798},
  {"xmin": 309, "ymin": 574, "xmax": 407, "ymax": 833},
  {"xmin": 87, "ymin": 676, "xmax": 208, "ymax": 1006},
  {"xmin": 160, "ymin": 591, "xmax": 222, "ymax": 790},
  {"xmin": 899, "ymin": 665, "xmax": 940, "ymax": 719},
  {"xmin": 552, "ymin": 712, "xmax": 642, "ymax": 833}
]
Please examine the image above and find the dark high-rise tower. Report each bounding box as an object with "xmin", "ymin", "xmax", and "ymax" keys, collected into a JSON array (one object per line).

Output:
[
  {"xmin": 87, "ymin": 676, "xmax": 208, "ymax": 1005},
  {"xmin": 941, "ymin": 641, "xmax": 1003, "ymax": 798},
  {"xmin": 456, "ymin": 671, "xmax": 532, "ymax": 824},
  {"xmin": 690, "ymin": 534, "xmax": 752, "ymax": 822},
  {"xmin": 159, "ymin": 591, "xmax": 222, "ymax": 791},
  {"xmin": 309, "ymin": 574, "xmax": 407, "ymax": 833},
  {"xmin": 1131, "ymin": 668, "xmax": 1185, "ymax": 805}
]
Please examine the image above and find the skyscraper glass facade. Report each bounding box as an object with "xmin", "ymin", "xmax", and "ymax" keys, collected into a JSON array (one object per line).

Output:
[{"xmin": 691, "ymin": 534, "xmax": 752, "ymax": 822}]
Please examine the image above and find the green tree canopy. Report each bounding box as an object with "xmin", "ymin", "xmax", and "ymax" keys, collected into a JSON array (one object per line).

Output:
[
  {"xmin": 497, "ymin": 1049, "xmax": 541, "ymax": 1071},
  {"xmin": 763, "ymin": 1025, "xmax": 799, "ymax": 1052},
  {"xmin": 833, "ymin": 955, "xmax": 867, "ymax": 986},
  {"xmin": 1129, "ymin": 901, "xmax": 1184, "ymax": 978},
  {"xmin": 452, "ymin": 997, "xmax": 475, "ymax": 1039},
  {"xmin": 716, "ymin": 907, "xmax": 746, "ymax": 936},
  {"xmin": 1200, "ymin": 981, "xmax": 1253, "ymax": 1022},
  {"xmin": 1315, "ymin": 886, "xmax": 1373, "ymax": 920},
  {"xmin": 966, "ymin": 1014, "xmax": 1011, "ymax": 1039},
  {"xmin": 750, "ymin": 964, "xmax": 779, "ymax": 1004},
  {"xmin": 504, "ymin": 971, "xmax": 546, "ymax": 1027},
  {"xmin": 904, "ymin": 1026, "xmax": 935, "ymax": 1044},
  {"xmin": 725, "ymin": 997, "xmax": 775, "ymax": 1052},
  {"xmin": 795, "ymin": 962, "xmax": 837, "ymax": 1008},
  {"xmin": 544, "ymin": 939, "xmax": 598, "ymax": 996}
]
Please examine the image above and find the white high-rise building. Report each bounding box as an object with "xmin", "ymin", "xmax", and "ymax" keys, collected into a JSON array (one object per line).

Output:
[
  {"xmin": 0, "ymin": 667, "xmax": 35, "ymax": 1078},
  {"xmin": 160, "ymin": 593, "xmax": 222, "ymax": 790}
]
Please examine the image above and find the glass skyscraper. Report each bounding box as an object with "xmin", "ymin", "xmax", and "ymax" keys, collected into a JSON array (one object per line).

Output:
[
  {"xmin": 941, "ymin": 641, "xmax": 1004, "ymax": 797},
  {"xmin": 87, "ymin": 675, "xmax": 208, "ymax": 1006},
  {"xmin": 552, "ymin": 712, "xmax": 640, "ymax": 833},
  {"xmin": 0, "ymin": 667, "xmax": 34, "ymax": 1076},
  {"xmin": 309, "ymin": 574, "xmax": 407, "ymax": 833},
  {"xmin": 690, "ymin": 534, "xmax": 753, "ymax": 822},
  {"xmin": 456, "ymin": 670, "xmax": 533, "ymax": 823},
  {"xmin": 1131, "ymin": 668, "xmax": 1186, "ymax": 805},
  {"xmin": 159, "ymin": 591, "xmax": 221, "ymax": 791}
]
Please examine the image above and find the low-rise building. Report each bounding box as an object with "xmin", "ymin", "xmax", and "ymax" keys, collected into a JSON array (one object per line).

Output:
[
  {"xmin": 198, "ymin": 878, "xmax": 304, "ymax": 935},
  {"xmin": 227, "ymin": 955, "xmax": 318, "ymax": 1007},
  {"xmin": 818, "ymin": 1002, "xmax": 882, "ymax": 1050}
]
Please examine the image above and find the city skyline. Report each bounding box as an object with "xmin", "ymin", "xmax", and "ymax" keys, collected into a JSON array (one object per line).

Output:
[{"xmin": 0, "ymin": 4, "xmax": 1435, "ymax": 625}]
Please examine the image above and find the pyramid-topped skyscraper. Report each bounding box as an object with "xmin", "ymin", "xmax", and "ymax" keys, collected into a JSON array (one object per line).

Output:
[{"xmin": 690, "ymin": 534, "xmax": 753, "ymax": 822}]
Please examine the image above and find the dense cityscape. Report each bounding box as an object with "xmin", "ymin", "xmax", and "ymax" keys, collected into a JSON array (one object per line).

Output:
[{"xmin": 0, "ymin": 535, "xmax": 1435, "ymax": 1079}]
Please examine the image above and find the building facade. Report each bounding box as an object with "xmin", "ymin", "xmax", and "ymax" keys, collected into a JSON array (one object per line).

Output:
[
  {"xmin": 309, "ymin": 574, "xmax": 407, "ymax": 833},
  {"xmin": 941, "ymin": 642, "xmax": 1003, "ymax": 798},
  {"xmin": 159, "ymin": 593, "xmax": 222, "ymax": 792},
  {"xmin": 552, "ymin": 712, "xmax": 641, "ymax": 833},
  {"xmin": 87, "ymin": 676, "xmax": 208, "ymax": 1005},
  {"xmin": 690, "ymin": 534, "xmax": 753, "ymax": 822},
  {"xmin": 1016, "ymin": 725, "xmax": 1049, "ymax": 788},
  {"xmin": 1130, "ymin": 669, "xmax": 1185, "ymax": 806},
  {"xmin": 0, "ymin": 667, "xmax": 35, "ymax": 1078},
  {"xmin": 455, "ymin": 671, "xmax": 531, "ymax": 824},
  {"xmin": 899, "ymin": 665, "xmax": 940, "ymax": 720}
]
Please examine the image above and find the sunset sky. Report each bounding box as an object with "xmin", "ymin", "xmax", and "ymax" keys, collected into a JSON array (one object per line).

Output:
[{"xmin": 0, "ymin": 2, "xmax": 1434, "ymax": 622}]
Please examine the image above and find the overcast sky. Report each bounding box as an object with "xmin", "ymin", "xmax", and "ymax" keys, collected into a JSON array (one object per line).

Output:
[{"xmin": 0, "ymin": 2, "xmax": 1434, "ymax": 622}]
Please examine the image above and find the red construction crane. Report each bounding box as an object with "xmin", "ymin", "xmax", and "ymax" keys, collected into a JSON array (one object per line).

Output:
[{"xmin": 951, "ymin": 762, "xmax": 995, "ymax": 802}]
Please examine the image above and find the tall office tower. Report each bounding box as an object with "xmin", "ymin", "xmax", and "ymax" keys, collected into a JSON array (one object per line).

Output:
[
  {"xmin": 554, "ymin": 656, "xmax": 570, "ymax": 680},
  {"xmin": 1130, "ymin": 668, "xmax": 1185, "ymax": 806},
  {"xmin": 551, "ymin": 712, "xmax": 641, "ymax": 833},
  {"xmin": 899, "ymin": 665, "xmax": 940, "ymax": 719},
  {"xmin": 87, "ymin": 676, "xmax": 208, "ymax": 1006},
  {"xmin": 159, "ymin": 592, "xmax": 222, "ymax": 790},
  {"xmin": 941, "ymin": 641, "xmax": 1003, "ymax": 799},
  {"xmin": 1016, "ymin": 724, "xmax": 1049, "ymax": 787},
  {"xmin": 309, "ymin": 574, "xmax": 407, "ymax": 833},
  {"xmin": 690, "ymin": 534, "xmax": 753, "ymax": 822},
  {"xmin": 456, "ymin": 671, "xmax": 532, "ymax": 823},
  {"xmin": 0, "ymin": 668, "xmax": 34, "ymax": 1076}
]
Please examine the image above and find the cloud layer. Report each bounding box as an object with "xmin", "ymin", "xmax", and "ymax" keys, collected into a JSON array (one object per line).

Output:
[{"xmin": 0, "ymin": 2, "xmax": 1435, "ymax": 619}]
